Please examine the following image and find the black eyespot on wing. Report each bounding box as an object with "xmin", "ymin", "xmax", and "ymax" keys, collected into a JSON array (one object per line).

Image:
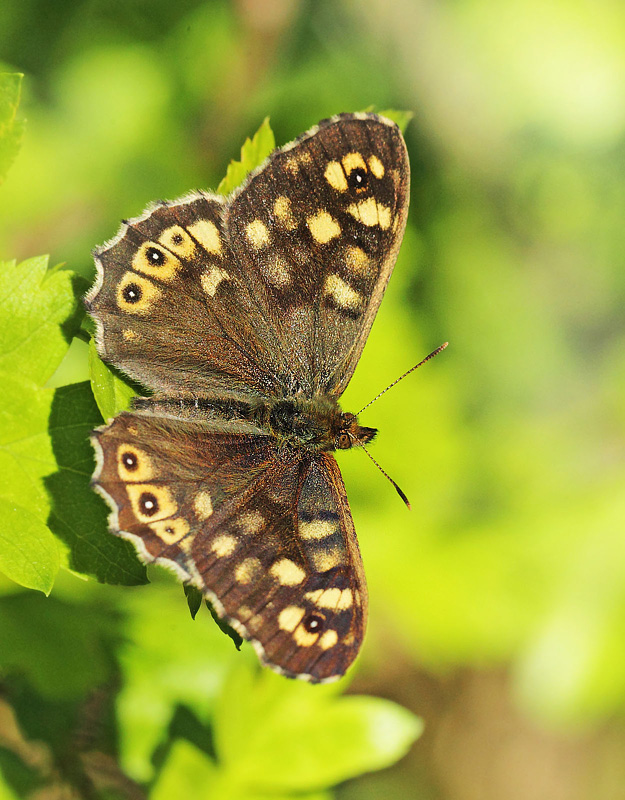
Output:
[
  {"xmin": 122, "ymin": 282, "xmax": 142, "ymax": 304},
  {"xmin": 121, "ymin": 451, "xmax": 138, "ymax": 471},
  {"xmin": 139, "ymin": 492, "xmax": 159, "ymax": 516},
  {"xmin": 304, "ymin": 613, "xmax": 325, "ymax": 633},
  {"xmin": 146, "ymin": 246, "xmax": 166, "ymax": 265},
  {"xmin": 348, "ymin": 167, "xmax": 368, "ymax": 191}
]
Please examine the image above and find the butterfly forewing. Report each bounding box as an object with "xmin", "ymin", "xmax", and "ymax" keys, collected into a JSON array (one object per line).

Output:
[
  {"xmin": 226, "ymin": 114, "xmax": 410, "ymax": 395},
  {"xmin": 88, "ymin": 113, "xmax": 410, "ymax": 681}
]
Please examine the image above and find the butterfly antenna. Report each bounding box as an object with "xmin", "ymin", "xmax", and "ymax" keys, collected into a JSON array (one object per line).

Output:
[
  {"xmin": 357, "ymin": 342, "xmax": 448, "ymax": 416},
  {"xmin": 359, "ymin": 443, "xmax": 411, "ymax": 510}
]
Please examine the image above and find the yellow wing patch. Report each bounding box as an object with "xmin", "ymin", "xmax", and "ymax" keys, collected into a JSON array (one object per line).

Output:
[
  {"xmin": 307, "ymin": 211, "xmax": 341, "ymax": 244},
  {"xmin": 132, "ymin": 242, "xmax": 181, "ymax": 282},
  {"xmin": 246, "ymin": 219, "xmax": 270, "ymax": 249},
  {"xmin": 117, "ymin": 273, "xmax": 162, "ymax": 314},
  {"xmin": 188, "ymin": 219, "xmax": 222, "ymax": 255}
]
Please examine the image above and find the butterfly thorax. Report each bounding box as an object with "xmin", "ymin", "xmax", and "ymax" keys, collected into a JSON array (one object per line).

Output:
[{"xmin": 263, "ymin": 395, "xmax": 376, "ymax": 453}]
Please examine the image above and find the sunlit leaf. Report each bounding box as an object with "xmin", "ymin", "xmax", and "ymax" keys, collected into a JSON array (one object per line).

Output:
[
  {"xmin": 216, "ymin": 117, "xmax": 275, "ymax": 195},
  {"xmin": 88, "ymin": 338, "xmax": 136, "ymax": 420},
  {"xmin": 0, "ymin": 257, "xmax": 82, "ymax": 386}
]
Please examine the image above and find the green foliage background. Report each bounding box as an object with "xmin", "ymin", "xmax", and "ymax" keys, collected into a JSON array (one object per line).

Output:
[{"xmin": 1, "ymin": 1, "xmax": 625, "ymax": 798}]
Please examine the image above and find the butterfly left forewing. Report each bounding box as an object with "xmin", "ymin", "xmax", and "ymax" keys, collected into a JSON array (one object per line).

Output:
[{"xmin": 93, "ymin": 414, "xmax": 366, "ymax": 682}]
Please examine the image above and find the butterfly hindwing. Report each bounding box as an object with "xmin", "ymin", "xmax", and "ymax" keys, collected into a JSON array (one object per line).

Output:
[{"xmin": 92, "ymin": 413, "xmax": 367, "ymax": 681}]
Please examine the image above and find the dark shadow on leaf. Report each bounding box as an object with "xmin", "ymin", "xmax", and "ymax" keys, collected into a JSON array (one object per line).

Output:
[
  {"xmin": 150, "ymin": 704, "xmax": 217, "ymax": 780},
  {"xmin": 60, "ymin": 273, "xmax": 90, "ymax": 345},
  {"xmin": 44, "ymin": 382, "xmax": 147, "ymax": 586}
]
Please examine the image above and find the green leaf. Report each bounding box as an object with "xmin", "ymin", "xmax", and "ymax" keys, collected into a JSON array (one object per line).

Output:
[
  {"xmin": 0, "ymin": 73, "xmax": 25, "ymax": 184},
  {"xmin": 216, "ymin": 117, "xmax": 275, "ymax": 195},
  {"xmin": 45, "ymin": 381, "xmax": 147, "ymax": 585},
  {"xmin": 214, "ymin": 661, "xmax": 422, "ymax": 793},
  {"xmin": 151, "ymin": 739, "xmax": 218, "ymax": 800},
  {"xmin": 0, "ymin": 591, "xmax": 118, "ymax": 700},
  {"xmin": 0, "ymin": 765, "xmax": 20, "ymax": 800},
  {"xmin": 0, "ymin": 500, "xmax": 59, "ymax": 595},
  {"xmin": 184, "ymin": 583, "xmax": 203, "ymax": 619},
  {"xmin": 0, "ymin": 257, "xmax": 83, "ymax": 387},
  {"xmin": 376, "ymin": 108, "xmax": 413, "ymax": 133},
  {"xmin": 88, "ymin": 338, "xmax": 137, "ymax": 419},
  {"xmin": 117, "ymin": 586, "xmax": 235, "ymax": 782},
  {"xmin": 0, "ymin": 373, "xmax": 60, "ymax": 592}
]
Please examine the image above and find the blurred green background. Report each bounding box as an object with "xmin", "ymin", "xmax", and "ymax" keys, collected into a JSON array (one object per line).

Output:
[{"xmin": 2, "ymin": 0, "xmax": 625, "ymax": 798}]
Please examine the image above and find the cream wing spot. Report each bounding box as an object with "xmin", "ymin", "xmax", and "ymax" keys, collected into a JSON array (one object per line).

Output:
[
  {"xmin": 293, "ymin": 627, "xmax": 319, "ymax": 647},
  {"xmin": 193, "ymin": 491, "xmax": 213, "ymax": 521},
  {"xmin": 188, "ymin": 219, "xmax": 222, "ymax": 255},
  {"xmin": 278, "ymin": 605, "xmax": 306, "ymax": 632},
  {"xmin": 324, "ymin": 274, "xmax": 362, "ymax": 312},
  {"xmin": 149, "ymin": 517, "xmax": 190, "ymax": 545},
  {"xmin": 264, "ymin": 255, "xmax": 291, "ymax": 287},
  {"xmin": 246, "ymin": 219, "xmax": 270, "ymax": 249},
  {"xmin": 368, "ymin": 154, "xmax": 385, "ymax": 178},
  {"xmin": 211, "ymin": 534, "xmax": 237, "ymax": 557},
  {"xmin": 238, "ymin": 511, "xmax": 265, "ymax": 535},
  {"xmin": 299, "ymin": 519, "xmax": 338, "ymax": 540},
  {"xmin": 235, "ymin": 557, "xmax": 262, "ymax": 584},
  {"xmin": 201, "ymin": 267, "xmax": 230, "ymax": 297},
  {"xmin": 304, "ymin": 588, "xmax": 352, "ymax": 609},
  {"xmin": 274, "ymin": 196, "xmax": 297, "ymax": 230},
  {"xmin": 324, "ymin": 161, "xmax": 348, "ymax": 192},
  {"xmin": 311, "ymin": 548, "xmax": 344, "ymax": 571},
  {"xmin": 342, "ymin": 152, "xmax": 367, "ymax": 173},
  {"xmin": 347, "ymin": 197, "xmax": 378, "ymax": 226},
  {"xmin": 377, "ymin": 204, "xmax": 392, "ymax": 230},
  {"xmin": 347, "ymin": 198, "xmax": 392, "ymax": 228},
  {"xmin": 123, "ymin": 328, "xmax": 139, "ymax": 341},
  {"xmin": 307, "ymin": 211, "xmax": 341, "ymax": 244},
  {"xmin": 344, "ymin": 245, "xmax": 371, "ymax": 275},
  {"xmin": 270, "ymin": 559, "xmax": 306, "ymax": 586},
  {"xmin": 319, "ymin": 629, "xmax": 339, "ymax": 650}
]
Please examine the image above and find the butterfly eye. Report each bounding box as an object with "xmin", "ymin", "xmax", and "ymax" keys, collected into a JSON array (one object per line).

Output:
[
  {"xmin": 336, "ymin": 432, "xmax": 352, "ymax": 450},
  {"xmin": 122, "ymin": 282, "xmax": 142, "ymax": 304},
  {"xmin": 139, "ymin": 492, "xmax": 159, "ymax": 516},
  {"xmin": 303, "ymin": 613, "xmax": 325, "ymax": 633},
  {"xmin": 146, "ymin": 247, "xmax": 166, "ymax": 265},
  {"xmin": 121, "ymin": 451, "xmax": 138, "ymax": 471},
  {"xmin": 348, "ymin": 167, "xmax": 368, "ymax": 191}
]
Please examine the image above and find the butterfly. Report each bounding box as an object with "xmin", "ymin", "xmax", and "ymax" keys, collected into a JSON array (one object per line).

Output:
[{"xmin": 85, "ymin": 112, "xmax": 410, "ymax": 682}]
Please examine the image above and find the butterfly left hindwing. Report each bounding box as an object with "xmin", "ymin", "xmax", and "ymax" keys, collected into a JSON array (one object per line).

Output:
[
  {"xmin": 87, "ymin": 113, "xmax": 410, "ymax": 682},
  {"xmin": 92, "ymin": 413, "xmax": 367, "ymax": 681}
]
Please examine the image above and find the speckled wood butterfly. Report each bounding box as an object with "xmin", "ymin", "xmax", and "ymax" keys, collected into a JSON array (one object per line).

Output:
[{"xmin": 86, "ymin": 113, "xmax": 410, "ymax": 682}]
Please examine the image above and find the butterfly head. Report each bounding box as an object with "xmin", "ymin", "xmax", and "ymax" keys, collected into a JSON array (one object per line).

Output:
[{"xmin": 334, "ymin": 412, "xmax": 377, "ymax": 450}]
